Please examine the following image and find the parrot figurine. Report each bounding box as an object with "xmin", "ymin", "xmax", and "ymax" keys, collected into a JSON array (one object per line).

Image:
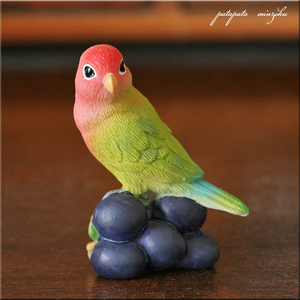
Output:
[{"xmin": 74, "ymin": 44, "xmax": 249, "ymax": 217}]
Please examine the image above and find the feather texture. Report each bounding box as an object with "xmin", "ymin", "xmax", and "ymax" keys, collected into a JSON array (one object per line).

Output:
[{"xmin": 74, "ymin": 44, "xmax": 249, "ymax": 217}]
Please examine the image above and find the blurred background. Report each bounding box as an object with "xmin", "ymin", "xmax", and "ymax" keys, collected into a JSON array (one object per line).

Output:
[
  {"xmin": 1, "ymin": 1, "xmax": 299, "ymax": 71},
  {"xmin": 1, "ymin": 1, "xmax": 299, "ymax": 299}
]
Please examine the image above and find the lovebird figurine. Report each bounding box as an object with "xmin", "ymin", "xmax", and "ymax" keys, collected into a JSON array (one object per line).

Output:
[{"xmin": 74, "ymin": 44, "xmax": 249, "ymax": 217}]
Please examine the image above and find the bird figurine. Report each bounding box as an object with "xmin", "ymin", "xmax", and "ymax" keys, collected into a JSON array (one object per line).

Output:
[{"xmin": 74, "ymin": 44, "xmax": 249, "ymax": 217}]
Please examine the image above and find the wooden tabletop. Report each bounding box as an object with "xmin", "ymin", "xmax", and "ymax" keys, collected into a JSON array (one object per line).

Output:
[{"xmin": 1, "ymin": 66, "xmax": 299, "ymax": 299}]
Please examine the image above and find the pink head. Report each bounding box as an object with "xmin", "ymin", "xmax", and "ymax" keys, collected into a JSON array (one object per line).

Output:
[{"xmin": 75, "ymin": 44, "xmax": 132, "ymax": 103}]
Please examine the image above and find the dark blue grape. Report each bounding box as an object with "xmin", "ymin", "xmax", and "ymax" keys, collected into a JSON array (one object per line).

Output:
[
  {"xmin": 174, "ymin": 231, "xmax": 220, "ymax": 270},
  {"xmin": 91, "ymin": 239, "xmax": 148, "ymax": 279},
  {"xmin": 120, "ymin": 190, "xmax": 133, "ymax": 196},
  {"xmin": 107, "ymin": 190, "xmax": 154, "ymax": 219},
  {"xmin": 92, "ymin": 193, "xmax": 147, "ymax": 241},
  {"xmin": 137, "ymin": 220, "xmax": 186, "ymax": 271},
  {"xmin": 154, "ymin": 196, "xmax": 207, "ymax": 234}
]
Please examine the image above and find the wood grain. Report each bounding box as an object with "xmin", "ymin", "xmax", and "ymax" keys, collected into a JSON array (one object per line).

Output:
[{"xmin": 1, "ymin": 67, "xmax": 299, "ymax": 299}]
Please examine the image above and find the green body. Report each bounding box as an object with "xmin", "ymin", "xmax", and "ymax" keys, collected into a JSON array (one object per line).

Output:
[{"xmin": 86, "ymin": 86, "xmax": 249, "ymax": 216}]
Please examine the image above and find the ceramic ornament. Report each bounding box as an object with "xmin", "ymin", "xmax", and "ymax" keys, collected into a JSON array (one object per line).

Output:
[{"xmin": 74, "ymin": 44, "xmax": 249, "ymax": 279}]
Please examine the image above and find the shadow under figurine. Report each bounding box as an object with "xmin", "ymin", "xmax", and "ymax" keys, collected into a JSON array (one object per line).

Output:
[{"xmin": 74, "ymin": 44, "xmax": 249, "ymax": 279}]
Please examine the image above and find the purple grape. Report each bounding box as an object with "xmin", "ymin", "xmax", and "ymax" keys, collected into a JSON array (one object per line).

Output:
[
  {"xmin": 137, "ymin": 220, "xmax": 186, "ymax": 271},
  {"xmin": 154, "ymin": 196, "xmax": 207, "ymax": 234},
  {"xmin": 120, "ymin": 191, "xmax": 133, "ymax": 196},
  {"xmin": 174, "ymin": 231, "xmax": 220, "ymax": 270},
  {"xmin": 121, "ymin": 190, "xmax": 154, "ymax": 219},
  {"xmin": 92, "ymin": 193, "xmax": 147, "ymax": 241},
  {"xmin": 91, "ymin": 239, "xmax": 148, "ymax": 279}
]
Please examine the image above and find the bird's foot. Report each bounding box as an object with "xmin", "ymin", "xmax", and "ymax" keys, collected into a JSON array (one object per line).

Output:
[{"xmin": 138, "ymin": 190, "xmax": 156, "ymax": 206}]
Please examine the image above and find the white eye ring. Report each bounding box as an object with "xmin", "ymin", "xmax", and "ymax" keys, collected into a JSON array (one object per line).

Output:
[
  {"xmin": 119, "ymin": 59, "xmax": 126, "ymax": 75},
  {"xmin": 83, "ymin": 64, "xmax": 97, "ymax": 80}
]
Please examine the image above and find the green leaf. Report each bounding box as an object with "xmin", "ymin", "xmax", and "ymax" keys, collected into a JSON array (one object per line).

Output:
[{"xmin": 88, "ymin": 221, "xmax": 100, "ymax": 241}]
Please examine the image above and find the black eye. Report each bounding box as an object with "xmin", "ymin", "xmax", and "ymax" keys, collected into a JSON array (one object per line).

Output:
[
  {"xmin": 83, "ymin": 64, "xmax": 96, "ymax": 80},
  {"xmin": 119, "ymin": 59, "xmax": 126, "ymax": 75}
]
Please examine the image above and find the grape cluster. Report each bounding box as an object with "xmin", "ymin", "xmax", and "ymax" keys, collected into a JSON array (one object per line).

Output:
[{"xmin": 87, "ymin": 192, "xmax": 219, "ymax": 279}]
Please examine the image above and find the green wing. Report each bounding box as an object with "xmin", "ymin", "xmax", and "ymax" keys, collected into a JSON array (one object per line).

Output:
[{"xmin": 100, "ymin": 116, "xmax": 204, "ymax": 189}]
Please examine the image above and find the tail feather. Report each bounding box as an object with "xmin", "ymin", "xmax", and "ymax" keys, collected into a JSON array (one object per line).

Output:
[
  {"xmin": 158, "ymin": 179, "xmax": 249, "ymax": 217},
  {"xmin": 193, "ymin": 180, "xmax": 249, "ymax": 216}
]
